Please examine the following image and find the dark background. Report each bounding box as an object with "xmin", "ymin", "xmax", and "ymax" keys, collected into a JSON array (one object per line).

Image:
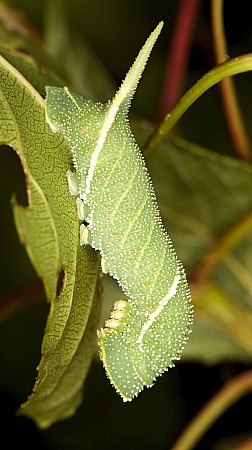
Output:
[{"xmin": 1, "ymin": 1, "xmax": 252, "ymax": 448}]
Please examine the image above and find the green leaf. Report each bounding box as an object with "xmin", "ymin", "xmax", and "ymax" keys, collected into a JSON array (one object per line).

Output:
[
  {"xmin": 0, "ymin": 51, "xmax": 100, "ymax": 427},
  {"xmin": 0, "ymin": 45, "xmax": 64, "ymax": 95},
  {"xmin": 146, "ymin": 128, "xmax": 252, "ymax": 363}
]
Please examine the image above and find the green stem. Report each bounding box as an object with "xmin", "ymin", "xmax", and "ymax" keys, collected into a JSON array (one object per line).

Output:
[
  {"xmin": 144, "ymin": 54, "xmax": 252, "ymax": 158},
  {"xmin": 171, "ymin": 369, "xmax": 252, "ymax": 450},
  {"xmin": 211, "ymin": 0, "xmax": 251, "ymax": 160}
]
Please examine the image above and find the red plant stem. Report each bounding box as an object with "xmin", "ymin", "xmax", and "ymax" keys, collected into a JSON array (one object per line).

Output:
[
  {"xmin": 0, "ymin": 281, "xmax": 44, "ymax": 321},
  {"xmin": 158, "ymin": 0, "xmax": 200, "ymax": 120}
]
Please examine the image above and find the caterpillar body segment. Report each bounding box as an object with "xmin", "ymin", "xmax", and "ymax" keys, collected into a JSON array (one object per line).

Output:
[{"xmin": 45, "ymin": 22, "xmax": 193, "ymax": 401}]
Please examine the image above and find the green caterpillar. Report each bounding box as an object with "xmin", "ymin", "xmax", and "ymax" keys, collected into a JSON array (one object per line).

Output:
[{"xmin": 45, "ymin": 22, "xmax": 193, "ymax": 401}]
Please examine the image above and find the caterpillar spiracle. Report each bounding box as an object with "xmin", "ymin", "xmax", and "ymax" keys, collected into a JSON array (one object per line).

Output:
[{"xmin": 45, "ymin": 22, "xmax": 193, "ymax": 402}]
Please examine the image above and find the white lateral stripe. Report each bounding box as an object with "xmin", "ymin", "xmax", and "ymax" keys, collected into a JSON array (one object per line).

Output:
[
  {"xmin": 85, "ymin": 101, "xmax": 119, "ymax": 197},
  {"xmin": 84, "ymin": 22, "xmax": 163, "ymax": 199},
  {"xmin": 137, "ymin": 270, "xmax": 180, "ymax": 346},
  {"xmin": 64, "ymin": 87, "xmax": 82, "ymax": 111}
]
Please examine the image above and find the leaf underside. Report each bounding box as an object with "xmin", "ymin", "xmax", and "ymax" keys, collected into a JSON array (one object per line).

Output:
[{"xmin": 0, "ymin": 51, "xmax": 100, "ymax": 428}]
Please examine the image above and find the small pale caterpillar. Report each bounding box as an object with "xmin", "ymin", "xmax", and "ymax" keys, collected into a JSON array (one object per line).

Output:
[{"xmin": 45, "ymin": 22, "xmax": 193, "ymax": 401}]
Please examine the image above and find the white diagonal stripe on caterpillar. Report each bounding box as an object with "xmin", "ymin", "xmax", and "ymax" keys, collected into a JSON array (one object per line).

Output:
[{"xmin": 136, "ymin": 268, "xmax": 181, "ymax": 350}]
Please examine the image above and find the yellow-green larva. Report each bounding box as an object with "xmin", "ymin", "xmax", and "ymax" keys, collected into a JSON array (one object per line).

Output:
[{"xmin": 45, "ymin": 22, "xmax": 193, "ymax": 401}]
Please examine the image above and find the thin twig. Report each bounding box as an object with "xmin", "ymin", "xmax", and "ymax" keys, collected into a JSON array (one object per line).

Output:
[
  {"xmin": 211, "ymin": 0, "xmax": 251, "ymax": 160},
  {"xmin": 171, "ymin": 369, "xmax": 252, "ymax": 450},
  {"xmin": 144, "ymin": 54, "xmax": 252, "ymax": 158}
]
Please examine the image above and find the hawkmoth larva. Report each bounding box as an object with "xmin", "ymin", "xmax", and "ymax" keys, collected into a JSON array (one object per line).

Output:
[{"xmin": 45, "ymin": 21, "xmax": 193, "ymax": 402}]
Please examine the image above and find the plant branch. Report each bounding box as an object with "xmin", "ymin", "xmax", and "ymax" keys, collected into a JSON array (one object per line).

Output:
[
  {"xmin": 211, "ymin": 0, "xmax": 251, "ymax": 160},
  {"xmin": 171, "ymin": 369, "xmax": 252, "ymax": 450},
  {"xmin": 144, "ymin": 54, "xmax": 252, "ymax": 158}
]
